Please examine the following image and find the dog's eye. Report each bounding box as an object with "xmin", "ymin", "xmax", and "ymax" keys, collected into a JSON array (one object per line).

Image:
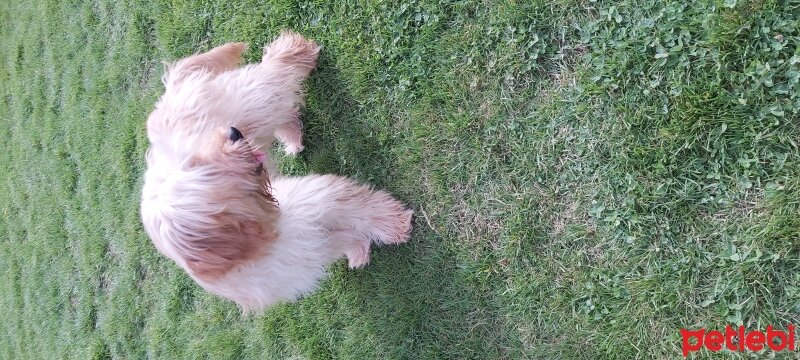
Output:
[{"xmin": 228, "ymin": 127, "xmax": 244, "ymax": 142}]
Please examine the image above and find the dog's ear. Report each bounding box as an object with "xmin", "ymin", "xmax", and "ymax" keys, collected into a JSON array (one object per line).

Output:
[{"xmin": 183, "ymin": 217, "xmax": 271, "ymax": 280}]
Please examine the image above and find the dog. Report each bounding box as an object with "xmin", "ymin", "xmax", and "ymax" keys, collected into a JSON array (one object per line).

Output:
[{"xmin": 140, "ymin": 32, "xmax": 413, "ymax": 312}]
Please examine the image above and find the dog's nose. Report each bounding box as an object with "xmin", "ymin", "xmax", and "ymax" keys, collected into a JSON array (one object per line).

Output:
[{"xmin": 229, "ymin": 127, "xmax": 243, "ymax": 142}]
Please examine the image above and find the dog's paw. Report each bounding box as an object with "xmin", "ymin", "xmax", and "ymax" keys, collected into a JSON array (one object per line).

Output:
[
  {"xmin": 345, "ymin": 241, "xmax": 371, "ymax": 269},
  {"xmin": 275, "ymin": 117, "xmax": 304, "ymax": 155},
  {"xmin": 283, "ymin": 143, "xmax": 305, "ymax": 156}
]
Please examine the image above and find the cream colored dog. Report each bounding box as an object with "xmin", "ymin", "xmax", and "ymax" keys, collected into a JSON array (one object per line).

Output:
[{"xmin": 140, "ymin": 32, "xmax": 413, "ymax": 312}]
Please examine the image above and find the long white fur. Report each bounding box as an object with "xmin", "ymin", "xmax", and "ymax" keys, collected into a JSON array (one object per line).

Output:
[
  {"xmin": 196, "ymin": 175, "xmax": 413, "ymax": 311},
  {"xmin": 140, "ymin": 32, "xmax": 413, "ymax": 312}
]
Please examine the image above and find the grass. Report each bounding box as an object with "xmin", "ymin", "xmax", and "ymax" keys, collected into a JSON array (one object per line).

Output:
[{"xmin": 1, "ymin": 0, "xmax": 799, "ymax": 358}]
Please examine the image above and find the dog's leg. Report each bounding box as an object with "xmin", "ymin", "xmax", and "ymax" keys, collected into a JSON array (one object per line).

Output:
[
  {"xmin": 258, "ymin": 33, "xmax": 319, "ymax": 154},
  {"xmin": 323, "ymin": 179, "xmax": 413, "ymax": 269},
  {"xmin": 274, "ymin": 109, "xmax": 304, "ymax": 155},
  {"xmin": 334, "ymin": 183, "xmax": 413, "ymax": 268},
  {"xmin": 248, "ymin": 32, "xmax": 319, "ymax": 149},
  {"xmin": 273, "ymin": 175, "xmax": 412, "ymax": 269},
  {"xmin": 210, "ymin": 32, "xmax": 319, "ymax": 152},
  {"xmin": 164, "ymin": 42, "xmax": 248, "ymax": 85},
  {"xmin": 261, "ymin": 31, "xmax": 320, "ymax": 81},
  {"xmin": 329, "ymin": 230, "xmax": 371, "ymax": 269}
]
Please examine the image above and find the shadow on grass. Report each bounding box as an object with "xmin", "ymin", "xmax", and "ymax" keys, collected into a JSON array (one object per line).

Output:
[
  {"xmin": 273, "ymin": 52, "xmax": 517, "ymax": 358},
  {"xmin": 295, "ymin": 53, "xmax": 400, "ymax": 188}
]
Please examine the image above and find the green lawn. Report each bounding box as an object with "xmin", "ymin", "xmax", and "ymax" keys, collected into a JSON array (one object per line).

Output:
[{"xmin": 1, "ymin": 0, "xmax": 798, "ymax": 358}]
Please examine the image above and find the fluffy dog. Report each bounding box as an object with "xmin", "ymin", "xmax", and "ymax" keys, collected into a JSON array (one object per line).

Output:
[{"xmin": 140, "ymin": 32, "xmax": 413, "ymax": 312}]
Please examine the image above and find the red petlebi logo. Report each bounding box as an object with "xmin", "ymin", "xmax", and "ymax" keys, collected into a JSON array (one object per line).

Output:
[{"xmin": 681, "ymin": 325, "xmax": 796, "ymax": 357}]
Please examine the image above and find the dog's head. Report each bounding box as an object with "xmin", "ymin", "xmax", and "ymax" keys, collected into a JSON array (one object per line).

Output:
[{"xmin": 141, "ymin": 126, "xmax": 278, "ymax": 282}]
